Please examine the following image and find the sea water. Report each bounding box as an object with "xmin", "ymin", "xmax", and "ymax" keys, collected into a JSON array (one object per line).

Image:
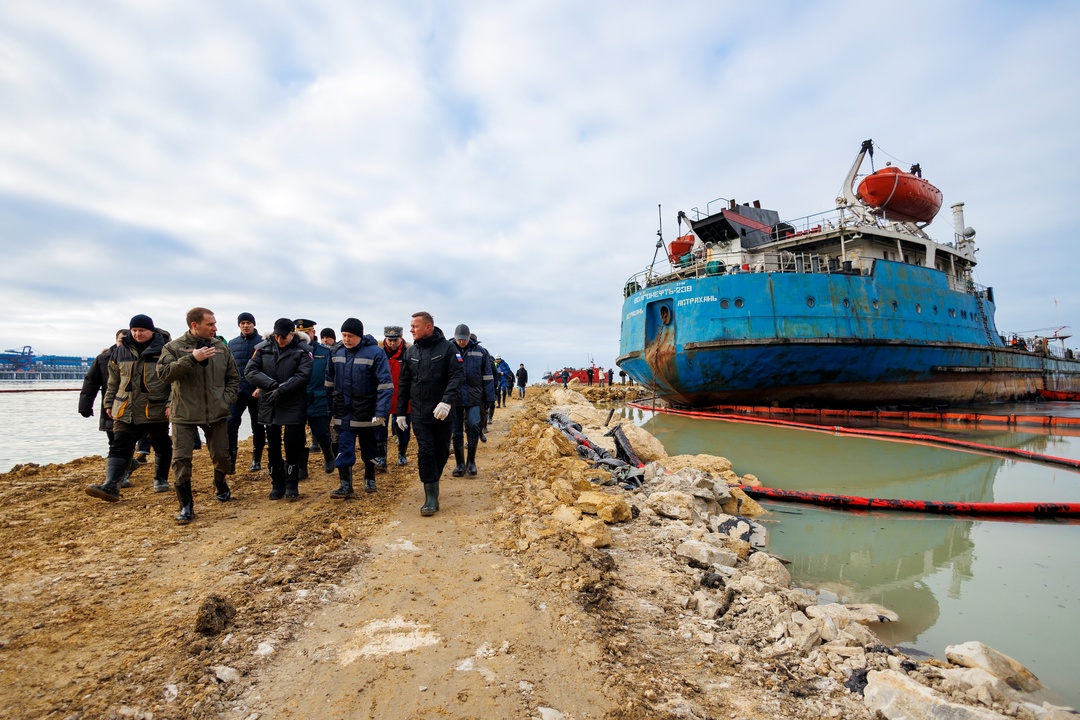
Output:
[
  {"xmin": 0, "ymin": 381, "xmax": 253, "ymax": 472},
  {"xmin": 623, "ymin": 404, "xmax": 1080, "ymax": 709}
]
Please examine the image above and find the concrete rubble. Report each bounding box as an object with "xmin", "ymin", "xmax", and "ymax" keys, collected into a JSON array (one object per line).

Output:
[{"xmin": 493, "ymin": 386, "xmax": 1077, "ymax": 719}]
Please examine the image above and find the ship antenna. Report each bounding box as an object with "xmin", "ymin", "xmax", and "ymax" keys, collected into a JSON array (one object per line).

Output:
[{"xmin": 648, "ymin": 204, "xmax": 668, "ymax": 274}]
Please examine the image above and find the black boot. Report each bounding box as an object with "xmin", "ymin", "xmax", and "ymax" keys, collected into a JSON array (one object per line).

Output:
[
  {"xmin": 228, "ymin": 447, "xmax": 237, "ymax": 475},
  {"xmin": 322, "ymin": 445, "xmax": 335, "ymax": 474},
  {"xmin": 364, "ymin": 461, "xmax": 376, "ymax": 493},
  {"xmin": 375, "ymin": 439, "xmax": 387, "ymax": 473},
  {"xmin": 120, "ymin": 456, "xmax": 138, "ymax": 488},
  {"xmin": 421, "ymin": 482, "xmax": 439, "ymax": 516},
  {"xmin": 397, "ymin": 449, "xmax": 408, "ymax": 466},
  {"xmin": 285, "ymin": 464, "xmax": 300, "ymax": 500},
  {"xmin": 249, "ymin": 446, "xmax": 263, "ymax": 472},
  {"xmin": 153, "ymin": 456, "xmax": 171, "ymax": 493},
  {"xmin": 213, "ymin": 469, "xmax": 231, "ymax": 502},
  {"xmin": 451, "ymin": 440, "xmax": 465, "ymax": 477},
  {"xmin": 466, "ymin": 442, "xmax": 478, "ymax": 476},
  {"xmin": 330, "ymin": 466, "xmax": 354, "ymax": 499},
  {"xmin": 298, "ymin": 448, "xmax": 309, "ymax": 481},
  {"xmin": 175, "ymin": 482, "xmax": 194, "ymax": 524},
  {"xmin": 86, "ymin": 456, "xmax": 129, "ymax": 502},
  {"xmin": 268, "ymin": 464, "xmax": 286, "ymax": 500}
]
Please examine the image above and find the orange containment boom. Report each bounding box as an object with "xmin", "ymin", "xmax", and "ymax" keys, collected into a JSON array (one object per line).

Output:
[{"xmin": 739, "ymin": 486, "xmax": 1080, "ymax": 519}]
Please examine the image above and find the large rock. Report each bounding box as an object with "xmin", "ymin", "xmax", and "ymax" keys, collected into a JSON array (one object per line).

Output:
[
  {"xmin": 945, "ymin": 641, "xmax": 1043, "ymax": 693},
  {"xmin": 745, "ymin": 551, "xmax": 792, "ymax": 588},
  {"xmin": 806, "ymin": 602, "xmax": 899, "ymax": 626},
  {"xmin": 645, "ymin": 491, "xmax": 697, "ymax": 522},
  {"xmin": 675, "ymin": 540, "xmax": 736, "ymax": 569},
  {"xmin": 864, "ymin": 669, "xmax": 1005, "ymax": 720},
  {"xmin": 661, "ymin": 453, "xmax": 734, "ymax": 476},
  {"xmin": 575, "ymin": 491, "xmax": 633, "ymax": 524},
  {"xmin": 569, "ymin": 517, "xmax": 612, "ymax": 548}
]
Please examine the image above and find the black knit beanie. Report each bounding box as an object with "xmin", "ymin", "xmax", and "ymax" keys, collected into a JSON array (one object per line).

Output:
[
  {"xmin": 129, "ymin": 314, "xmax": 155, "ymax": 331},
  {"xmin": 237, "ymin": 312, "xmax": 256, "ymax": 325},
  {"xmin": 341, "ymin": 318, "xmax": 364, "ymax": 337}
]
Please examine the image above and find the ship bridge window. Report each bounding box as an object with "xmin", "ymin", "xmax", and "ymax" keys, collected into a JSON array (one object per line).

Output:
[
  {"xmin": 659, "ymin": 305, "xmax": 672, "ymax": 325},
  {"xmin": 734, "ymin": 298, "xmax": 745, "ymax": 309},
  {"xmin": 806, "ymin": 297, "xmax": 815, "ymax": 308},
  {"xmin": 720, "ymin": 298, "xmax": 730, "ymax": 309}
]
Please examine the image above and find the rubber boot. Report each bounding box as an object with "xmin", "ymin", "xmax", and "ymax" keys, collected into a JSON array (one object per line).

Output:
[
  {"xmin": 120, "ymin": 456, "xmax": 137, "ymax": 488},
  {"xmin": 153, "ymin": 456, "xmax": 171, "ymax": 493},
  {"xmin": 298, "ymin": 448, "xmax": 309, "ymax": 481},
  {"xmin": 228, "ymin": 447, "xmax": 237, "ymax": 475},
  {"xmin": 451, "ymin": 440, "xmax": 465, "ymax": 477},
  {"xmin": 175, "ymin": 482, "xmax": 194, "ymax": 524},
  {"xmin": 322, "ymin": 445, "xmax": 335, "ymax": 474},
  {"xmin": 421, "ymin": 482, "xmax": 439, "ymax": 516},
  {"xmin": 285, "ymin": 463, "xmax": 300, "ymax": 500},
  {"xmin": 330, "ymin": 466, "xmax": 354, "ymax": 499},
  {"xmin": 249, "ymin": 446, "xmax": 263, "ymax": 472},
  {"xmin": 86, "ymin": 456, "xmax": 129, "ymax": 502},
  {"xmin": 364, "ymin": 461, "xmax": 376, "ymax": 493},
  {"xmin": 466, "ymin": 441, "xmax": 478, "ymax": 476},
  {"xmin": 268, "ymin": 464, "xmax": 286, "ymax": 500},
  {"xmin": 374, "ymin": 438, "xmax": 387, "ymax": 473},
  {"xmin": 213, "ymin": 469, "xmax": 231, "ymax": 502}
]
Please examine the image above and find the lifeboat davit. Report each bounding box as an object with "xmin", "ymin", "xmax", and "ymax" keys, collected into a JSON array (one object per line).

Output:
[{"xmin": 857, "ymin": 165, "xmax": 943, "ymax": 224}]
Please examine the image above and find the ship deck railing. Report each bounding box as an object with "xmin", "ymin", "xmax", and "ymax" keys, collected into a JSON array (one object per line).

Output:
[{"xmin": 625, "ymin": 250, "xmax": 988, "ymax": 300}]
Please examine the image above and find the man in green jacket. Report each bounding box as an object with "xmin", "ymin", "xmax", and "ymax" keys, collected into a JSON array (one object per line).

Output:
[
  {"xmin": 158, "ymin": 307, "xmax": 240, "ymax": 524},
  {"xmin": 85, "ymin": 315, "xmax": 174, "ymax": 501}
]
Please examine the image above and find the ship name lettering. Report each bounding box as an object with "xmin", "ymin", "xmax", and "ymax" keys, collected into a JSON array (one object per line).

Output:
[{"xmin": 677, "ymin": 296, "xmax": 718, "ymax": 307}]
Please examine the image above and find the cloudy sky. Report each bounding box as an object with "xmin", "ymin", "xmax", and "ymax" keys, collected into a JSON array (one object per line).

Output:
[{"xmin": 2, "ymin": 0, "xmax": 1079, "ymax": 377}]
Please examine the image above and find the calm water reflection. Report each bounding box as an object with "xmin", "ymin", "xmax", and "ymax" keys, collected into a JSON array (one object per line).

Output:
[{"xmin": 624, "ymin": 406, "xmax": 1080, "ymax": 708}]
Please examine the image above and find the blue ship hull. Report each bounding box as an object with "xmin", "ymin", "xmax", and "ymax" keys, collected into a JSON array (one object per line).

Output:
[{"xmin": 618, "ymin": 260, "xmax": 1080, "ymax": 407}]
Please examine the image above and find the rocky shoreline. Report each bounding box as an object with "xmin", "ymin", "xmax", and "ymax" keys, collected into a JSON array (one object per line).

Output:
[{"xmin": 493, "ymin": 384, "xmax": 1077, "ymax": 719}]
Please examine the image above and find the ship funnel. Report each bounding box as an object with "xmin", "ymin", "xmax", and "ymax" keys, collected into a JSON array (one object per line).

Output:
[{"xmin": 951, "ymin": 202, "xmax": 976, "ymax": 253}]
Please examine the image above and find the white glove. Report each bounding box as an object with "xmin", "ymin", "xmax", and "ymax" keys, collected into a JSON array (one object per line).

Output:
[
  {"xmin": 372, "ymin": 416, "xmax": 386, "ymax": 427},
  {"xmin": 396, "ymin": 416, "xmax": 408, "ymax": 432},
  {"xmin": 433, "ymin": 402, "xmax": 451, "ymax": 421}
]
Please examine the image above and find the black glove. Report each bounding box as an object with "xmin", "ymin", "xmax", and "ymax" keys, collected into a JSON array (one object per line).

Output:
[
  {"xmin": 80, "ymin": 409, "xmax": 93, "ymax": 418},
  {"xmin": 264, "ymin": 388, "xmax": 280, "ymax": 405}
]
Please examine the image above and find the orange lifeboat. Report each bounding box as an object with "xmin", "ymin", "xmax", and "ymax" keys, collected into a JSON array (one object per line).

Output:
[{"xmin": 857, "ymin": 165, "xmax": 943, "ymax": 224}]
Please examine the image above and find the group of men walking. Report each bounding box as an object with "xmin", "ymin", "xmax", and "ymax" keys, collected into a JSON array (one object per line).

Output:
[{"xmin": 81, "ymin": 308, "xmax": 521, "ymax": 522}]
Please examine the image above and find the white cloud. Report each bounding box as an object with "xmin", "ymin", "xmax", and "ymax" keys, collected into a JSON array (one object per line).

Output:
[{"xmin": 1, "ymin": 0, "xmax": 1078, "ymax": 376}]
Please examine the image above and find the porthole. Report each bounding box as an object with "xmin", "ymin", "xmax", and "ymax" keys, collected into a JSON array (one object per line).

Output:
[
  {"xmin": 891, "ymin": 300, "xmax": 898, "ymax": 311},
  {"xmin": 961, "ymin": 310, "xmax": 967, "ymax": 319},
  {"xmin": 842, "ymin": 298, "xmax": 851, "ymax": 309},
  {"xmin": 806, "ymin": 297, "xmax": 815, "ymax": 308},
  {"xmin": 734, "ymin": 298, "xmax": 745, "ymax": 309},
  {"xmin": 659, "ymin": 305, "xmax": 672, "ymax": 325},
  {"xmin": 720, "ymin": 299, "xmax": 730, "ymax": 309},
  {"xmin": 949, "ymin": 308, "xmax": 957, "ymax": 318},
  {"xmin": 916, "ymin": 304, "xmax": 922, "ymax": 314},
  {"xmin": 933, "ymin": 305, "xmax": 939, "ymax": 314},
  {"xmin": 872, "ymin": 299, "xmax": 880, "ymax": 310}
]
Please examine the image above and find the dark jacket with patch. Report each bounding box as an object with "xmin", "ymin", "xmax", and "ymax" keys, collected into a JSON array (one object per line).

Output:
[
  {"xmin": 326, "ymin": 334, "xmax": 393, "ymax": 430},
  {"xmin": 397, "ymin": 327, "xmax": 464, "ymax": 424}
]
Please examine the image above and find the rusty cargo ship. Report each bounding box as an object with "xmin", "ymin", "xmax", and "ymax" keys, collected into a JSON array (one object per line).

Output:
[{"xmin": 616, "ymin": 140, "xmax": 1080, "ymax": 408}]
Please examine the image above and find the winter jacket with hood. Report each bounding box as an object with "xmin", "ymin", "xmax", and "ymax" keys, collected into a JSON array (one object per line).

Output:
[
  {"xmin": 455, "ymin": 338, "xmax": 494, "ymax": 408},
  {"xmin": 104, "ymin": 330, "xmax": 173, "ymax": 425},
  {"xmin": 79, "ymin": 344, "xmax": 121, "ymax": 431},
  {"xmin": 158, "ymin": 331, "xmax": 240, "ymax": 424},
  {"xmin": 244, "ymin": 334, "xmax": 313, "ymax": 426}
]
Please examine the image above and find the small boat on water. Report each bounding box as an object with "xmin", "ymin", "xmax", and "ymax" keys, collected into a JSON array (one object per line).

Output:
[{"xmin": 617, "ymin": 139, "xmax": 1080, "ymax": 408}]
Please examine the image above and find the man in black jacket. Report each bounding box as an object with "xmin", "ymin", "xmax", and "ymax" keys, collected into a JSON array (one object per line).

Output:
[
  {"xmin": 228, "ymin": 312, "xmax": 266, "ymax": 472},
  {"xmin": 244, "ymin": 318, "xmax": 313, "ymax": 500},
  {"xmin": 396, "ymin": 311, "xmax": 464, "ymax": 516}
]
